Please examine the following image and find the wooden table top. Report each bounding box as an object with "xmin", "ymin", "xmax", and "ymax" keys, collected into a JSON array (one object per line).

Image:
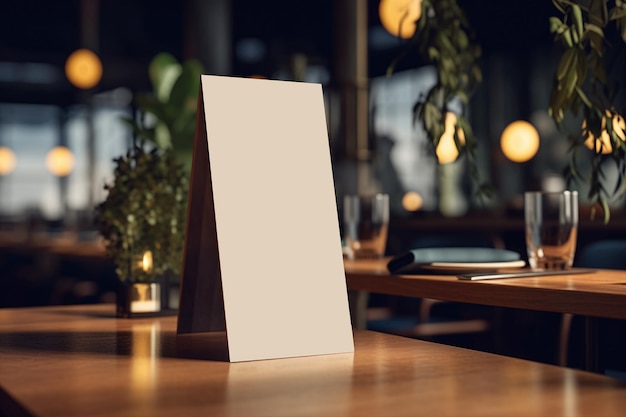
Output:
[
  {"xmin": 344, "ymin": 258, "xmax": 626, "ymax": 320},
  {"xmin": 1, "ymin": 305, "xmax": 626, "ymax": 417}
]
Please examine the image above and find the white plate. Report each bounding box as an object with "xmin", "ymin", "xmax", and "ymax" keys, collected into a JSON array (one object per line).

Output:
[{"xmin": 417, "ymin": 260, "xmax": 527, "ymax": 273}]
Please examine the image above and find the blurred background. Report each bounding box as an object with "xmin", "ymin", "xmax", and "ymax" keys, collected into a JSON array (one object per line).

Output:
[{"xmin": 0, "ymin": 0, "xmax": 625, "ymax": 306}]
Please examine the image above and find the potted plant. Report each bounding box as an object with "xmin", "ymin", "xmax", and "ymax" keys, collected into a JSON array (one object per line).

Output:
[
  {"xmin": 95, "ymin": 52, "xmax": 201, "ymax": 317},
  {"xmin": 125, "ymin": 52, "xmax": 204, "ymax": 174},
  {"xmin": 95, "ymin": 143, "xmax": 188, "ymax": 317}
]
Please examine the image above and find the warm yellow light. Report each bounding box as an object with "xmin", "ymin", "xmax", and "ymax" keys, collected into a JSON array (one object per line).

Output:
[
  {"xmin": 582, "ymin": 111, "xmax": 626, "ymax": 154},
  {"xmin": 45, "ymin": 146, "xmax": 75, "ymax": 177},
  {"xmin": 65, "ymin": 48, "xmax": 103, "ymax": 89},
  {"xmin": 142, "ymin": 251, "xmax": 153, "ymax": 273},
  {"xmin": 0, "ymin": 147, "xmax": 17, "ymax": 175},
  {"xmin": 500, "ymin": 120, "xmax": 540, "ymax": 163},
  {"xmin": 436, "ymin": 112, "xmax": 463, "ymax": 164},
  {"xmin": 130, "ymin": 323, "xmax": 159, "ymax": 387},
  {"xmin": 379, "ymin": 0, "xmax": 422, "ymax": 39},
  {"xmin": 402, "ymin": 191, "xmax": 423, "ymax": 211}
]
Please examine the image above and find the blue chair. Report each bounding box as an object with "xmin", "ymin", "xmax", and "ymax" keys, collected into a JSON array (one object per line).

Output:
[{"xmin": 574, "ymin": 240, "xmax": 626, "ymax": 270}]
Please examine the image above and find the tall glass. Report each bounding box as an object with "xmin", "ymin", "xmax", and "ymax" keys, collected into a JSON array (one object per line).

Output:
[
  {"xmin": 524, "ymin": 191, "xmax": 578, "ymax": 270},
  {"xmin": 343, "ymin": 193, "xmax": 389, "ymax": 260}
]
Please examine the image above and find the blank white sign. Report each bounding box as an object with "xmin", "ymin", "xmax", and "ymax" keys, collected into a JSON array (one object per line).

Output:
[{"xmin": 201, "ymin": 75, "xmax": 354, "ymax": 362}]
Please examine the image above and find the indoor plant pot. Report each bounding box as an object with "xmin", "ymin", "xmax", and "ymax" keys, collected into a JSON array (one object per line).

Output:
[{"xmin": 95, "ymin": 143, "xmax": 187, "ymax": 317}]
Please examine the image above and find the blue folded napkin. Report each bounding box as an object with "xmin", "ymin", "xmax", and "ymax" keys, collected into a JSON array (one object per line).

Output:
[{"xmin": 387, "ymin": 247, "xmax": 522, "ymax": 274}]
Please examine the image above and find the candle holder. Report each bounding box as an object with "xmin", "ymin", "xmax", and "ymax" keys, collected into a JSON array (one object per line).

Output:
[
  {"xmin": 116, "ymin": 249, "xmax": 162, "ymax": 318},
  {"xmin": 116, "ymin": 282, "xmax": 162, "ymax": 318}
]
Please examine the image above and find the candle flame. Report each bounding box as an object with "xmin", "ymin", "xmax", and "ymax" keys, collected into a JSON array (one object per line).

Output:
[{"xmin": 142, "ymin": 251, "xmax": 153, "ymax": 272}]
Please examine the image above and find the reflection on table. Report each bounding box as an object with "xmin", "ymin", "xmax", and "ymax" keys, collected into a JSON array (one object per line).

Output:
[{"xmin": 2, "ymin": 305, "xmax": 626, "ymax": 417}]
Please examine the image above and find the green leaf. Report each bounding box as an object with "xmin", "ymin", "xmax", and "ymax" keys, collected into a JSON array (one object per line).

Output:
[
  {"xmin": 423, "ymin": 102, "xmax": 438, "ymax": 132},
  {"xmin": 585, "ymin": 22, "xmax": 604, "ymax": 37},
  {"xmin": 588, "ymin": 0, "xmax": 609, "ymax": 26},
  {"xmin": 556, "ymin": 48, "xmax": 575, "ymax": 80},
  {"xmin": 564, "ymin": 67, "xmax": 578, "ymax": 96},
  {"xmin": 549, "ymin": 16, "xmax": 564, "ymax": 33},
  {"xmin": 436, "ymin": 32, "xmax": 455, "ymax": 54},
  {"xmin": 155, "ymin": 122, "xmax": 171, "ymax": 148},
  {"xmin": 168, "ymin": 59, "xmax": 203, "ymax": 112},
  {"xmin": 572, "ymin": 5, "xmax": 584, "ymax": 41},
  {"xmin": 610, "ymin": 5, "xmax": 626, "ymax": 20},
  {"xmin": 456, "ymin": 31, "xmax": 468, "ymax": 49},
  {"xmin": 562, "ymin": 27, "xmax": 573, "ymax": 46},
  {"xmin": 148, "ymin": 53, "xmax": 181, "ymax": 100},
  {"xmin": 575, "ymin": 86, "xmax": 592, "ymax": 107}
]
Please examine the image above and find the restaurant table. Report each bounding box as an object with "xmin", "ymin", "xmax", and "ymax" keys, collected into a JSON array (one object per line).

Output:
[
  {"xmin": 344, "ymin": 258, "xmax": 626, "ymax": 320},
  {"xmin": 344, "ymin": 258, "xmax": 626, "ymax": 371},
  {"xmin": 2, "ymin": 305, "xmax": 626, "ymax": 417}
]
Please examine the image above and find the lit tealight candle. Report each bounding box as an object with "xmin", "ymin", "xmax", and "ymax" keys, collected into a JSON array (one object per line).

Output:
[{"xmin": 130, "ymin": 283, "xmax": 161, "ymax": 313}]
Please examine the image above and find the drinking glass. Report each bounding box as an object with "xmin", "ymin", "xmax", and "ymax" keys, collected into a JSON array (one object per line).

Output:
[
  {"xmin": 524, "ymin": 191, "xmax": 578, "ymax": 270},
  {"xmin": 343, "ymin": 193, "xmax": 389, "ymax": 260}
]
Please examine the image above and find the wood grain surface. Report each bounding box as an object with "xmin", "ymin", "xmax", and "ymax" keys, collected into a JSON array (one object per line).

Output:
[{"xmin": 1, "ymin": 305, "xmax": 626, "ymax": 416}]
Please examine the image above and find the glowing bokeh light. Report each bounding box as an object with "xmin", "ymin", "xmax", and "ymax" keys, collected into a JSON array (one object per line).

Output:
[
  {"xmin": 582, "ymin": 111, "xmax": 626, "ymax": 154},
  {"xmin": 500, "ymin": 120, "xmax": 540, "ymax": 163},
  {"xmin": 45, "ymin": 146, "xmax": 75, "ymax": 177},
  {"xmin": 379, "ymin": 0, "xmax": 422, "ymax": 39},
  {"xmin": 402, "ymin": 191, "xmax": 423, "ymax": 212},
  {"xmin": 0, "ymin": 147, "xmax": 17, "ymax": 175},
  {"xmin": 436, "ymin": 112, "xmax": 464, "ymax": 164},
  {"xmin": 65, "ymin": 48, "xmax": 103, "ymax": 89}
]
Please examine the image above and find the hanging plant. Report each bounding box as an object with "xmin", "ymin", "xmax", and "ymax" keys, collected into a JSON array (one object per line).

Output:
[
  {"xmin": 388, "ymin": 0, "xmax": 490, "ymax": 199},
  {"xmin": 549, "ymin": 0, "xmax": 626, "ymax": 222}
]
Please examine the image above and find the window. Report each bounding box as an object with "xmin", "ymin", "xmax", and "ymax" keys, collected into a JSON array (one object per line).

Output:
[{"xmin": 0, "ymin": 100, "xmax": 130, "ymax": 221}]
